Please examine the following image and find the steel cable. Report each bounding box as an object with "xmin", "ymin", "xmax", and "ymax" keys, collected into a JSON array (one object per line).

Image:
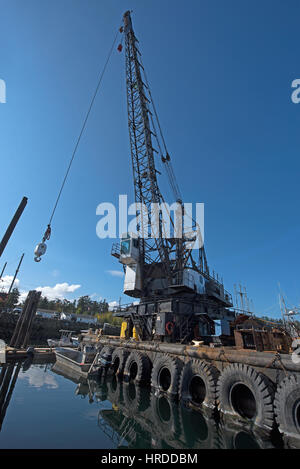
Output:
[{"xmin": 48, "ymin": 27, "xmax": 121, "ymax": 225}]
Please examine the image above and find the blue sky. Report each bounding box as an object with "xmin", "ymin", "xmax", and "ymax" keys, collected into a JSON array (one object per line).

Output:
[{"xmin": 0, "ymin": 0, "xmax": 300, "ymax": 316}]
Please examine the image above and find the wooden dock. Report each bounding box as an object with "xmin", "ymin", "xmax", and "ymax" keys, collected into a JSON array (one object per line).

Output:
[{"xmin": 5, "ymin": 347, "xmax": 55, "ymax": 362}]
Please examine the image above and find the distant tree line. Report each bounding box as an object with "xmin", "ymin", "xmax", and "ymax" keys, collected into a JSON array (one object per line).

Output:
[
  {"xmin": 37, "ymin": 295, "xmax": 109, "ymax": 317},
  {"xmin": 3, "ymin": 289, "xmax": 300, "ymax": 329},
  {"xmin": 0, "ymin": 287, "xmax": 110, "ymax": 317}
]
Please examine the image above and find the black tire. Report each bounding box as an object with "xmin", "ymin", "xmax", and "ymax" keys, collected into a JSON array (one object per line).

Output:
[
  {"xmin": 123, "ymin": 351, "xmax": 152, "ymax": 384},
  {"xmin": 216, "ymin": 363, "xmax": 274, "ymax": 431},
  {"xmin": 179, "ymin": 359, "xmax": 219, "ymax": 410},
  {"xmin": 151, "ymin": 354, "xmax": 182, "ymax": 396},
  {"xmin": 111, "ymin": 348, "xmax": 129, "ymax": 376},
  {"xmin": 274, "ymin": 374, "xmax": 300, "ymax": 438},
  {"xmin": 150, "ymin": 392, "xmax": 181, "ymax": 440}
]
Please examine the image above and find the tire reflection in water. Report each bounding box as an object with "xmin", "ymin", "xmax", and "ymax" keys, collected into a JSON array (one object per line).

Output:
[
  {"xmin": 90, "ymin": 377, "xmax": 219, "ymax": 449},
  {"xmin": 48, "ymin": 363, "xmax": 300, "ymax": 450}
]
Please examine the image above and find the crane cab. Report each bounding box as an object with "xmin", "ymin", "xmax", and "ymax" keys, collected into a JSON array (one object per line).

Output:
[
  {"xmin": 119, "ymin": 232, "xmax": 140, "ymax": 265},
  {"xmin": 118, "ymin": 233, "xmax": 142, "ymax": 297}
]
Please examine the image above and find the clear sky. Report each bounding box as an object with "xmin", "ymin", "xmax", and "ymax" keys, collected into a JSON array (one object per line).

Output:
[{"xmin": 1, "ymin": 0, "xmax": 300, "ymax": 316}]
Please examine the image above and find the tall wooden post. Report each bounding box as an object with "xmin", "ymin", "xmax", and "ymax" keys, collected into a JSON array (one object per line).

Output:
[
  {"xmin": 0, "ymin": 197, "xmax": 28, "ymax": 258},
  {"xmin": 10, "ymin": 290, "xmax": 41, "ymax": 349},
  {"xmin": 0, "ymin": 263, "xmax": 7, "ymax": 280},
  {"xmin": 7, "ymin": 254, "xmax": 24, "ymax": 295}
]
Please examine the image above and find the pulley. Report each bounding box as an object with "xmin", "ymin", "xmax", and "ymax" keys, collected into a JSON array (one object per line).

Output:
[
  {"xmin": 33, "ymin": 25, "xmax": 121, "ymax": 264},
  {"xmin": 34, "ymin": 242, "xmax": 47, "ymax": 262}
]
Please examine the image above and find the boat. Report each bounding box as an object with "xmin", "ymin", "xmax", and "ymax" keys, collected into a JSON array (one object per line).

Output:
[
  {"xmin": 47, "ymin": 329, "xmax": 79, "ymax": 348},
  {"xmin": 54, "ymin": 345, "xmax": 97, "ymax": 379},
  {"xmin": 0, "ymin": 340, "xmax": 5, "ymax": 364},
  {"xmin": 52, "ymin": 358, "xmax": 89, "ymax": 385}
]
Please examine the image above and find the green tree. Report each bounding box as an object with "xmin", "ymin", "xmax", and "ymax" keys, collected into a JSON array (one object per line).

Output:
[{"xmin": 6, "ymin": 287, "xmax": 20, "ymax": 309}]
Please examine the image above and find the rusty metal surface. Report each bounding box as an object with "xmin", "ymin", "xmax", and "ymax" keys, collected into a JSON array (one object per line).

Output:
[
  {"xmin": 96, "ymin": 337, "xmax": 300, "ymax": 373},
  {"xmin": 234, "ymin": 328, "xmax": 291, "ymax": 353}
]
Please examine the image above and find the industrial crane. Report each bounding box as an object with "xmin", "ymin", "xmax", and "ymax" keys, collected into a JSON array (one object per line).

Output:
[{"xmin": 112, "ymin": 11, "xmax": 234, "ymax": 343}]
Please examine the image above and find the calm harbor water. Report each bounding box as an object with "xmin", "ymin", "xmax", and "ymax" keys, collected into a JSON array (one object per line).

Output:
[{"xmin": 0, "ymin": 361, "xmax": 296, "ymax": 449}]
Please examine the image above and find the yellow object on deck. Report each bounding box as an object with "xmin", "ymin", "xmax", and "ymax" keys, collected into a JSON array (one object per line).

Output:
[
  {"xmin": 133, "ymin": 327, "xmax": 139, "ymax": 341},
  {"xmin": 120, "ymin": 321, "xmax": 139, "ymax": 340},
  {"xmin": 120, "ymin": 321, "xmax": 127, "ymax": 338}
]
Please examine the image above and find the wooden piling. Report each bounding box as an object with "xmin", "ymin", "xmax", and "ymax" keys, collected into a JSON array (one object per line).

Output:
[
  {"xmin": 10, "ymin": 290, "xmax": 41, "ymax": 348},
  {"xmin": 0, "ymin": 197, "xmax": 28, "ymax": 258}
]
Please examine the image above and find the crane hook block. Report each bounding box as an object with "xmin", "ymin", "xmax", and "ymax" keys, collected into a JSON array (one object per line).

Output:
[
  {"xmin": 34, "ymin": 224, "xmax": 51, "ymax": 262},
  {"xmin": 34, "ymin": 242, "xmax": 47, "ymax": 263}
]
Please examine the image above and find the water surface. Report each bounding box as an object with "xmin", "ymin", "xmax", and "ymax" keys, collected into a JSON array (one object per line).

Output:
[{"xmin": 0, "ymin": 361, "xmax": 296, "ymax": 449}]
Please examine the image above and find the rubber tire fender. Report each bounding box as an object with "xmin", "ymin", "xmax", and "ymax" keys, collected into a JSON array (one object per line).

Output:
[
  {"xmin": 274, "ymin": 374, "xmax": 300, "ymax": 438},
  {"xmin": 179, "ymin": 359, "xmax": 219, "ymax": 409},
  {"xmin": 151, "ymin": 354, "xmax": 182, "ymax": 396},
  {"xmin": 123, "ymin": 350, "xmax": 152, "ymax": 384},
  {"xmin": 216, "ymin": 363, "xmax": 275, "ymax": 431},
  {"xmin": 111, "ymin": 347, "xmax": 129, "ymax": 376}
]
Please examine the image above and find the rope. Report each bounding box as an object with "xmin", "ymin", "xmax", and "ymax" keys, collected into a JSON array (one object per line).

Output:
[
  {"xmin": 265, "ymin": 352, "xmax": 288, "ymax": 376},
  {"xmin": 48, "ymin": 27, "xmax": 120, "ymax": 226},
  {"xmin": 218, "ymin": 348, "xmax": 231, "ymax": 364}
]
